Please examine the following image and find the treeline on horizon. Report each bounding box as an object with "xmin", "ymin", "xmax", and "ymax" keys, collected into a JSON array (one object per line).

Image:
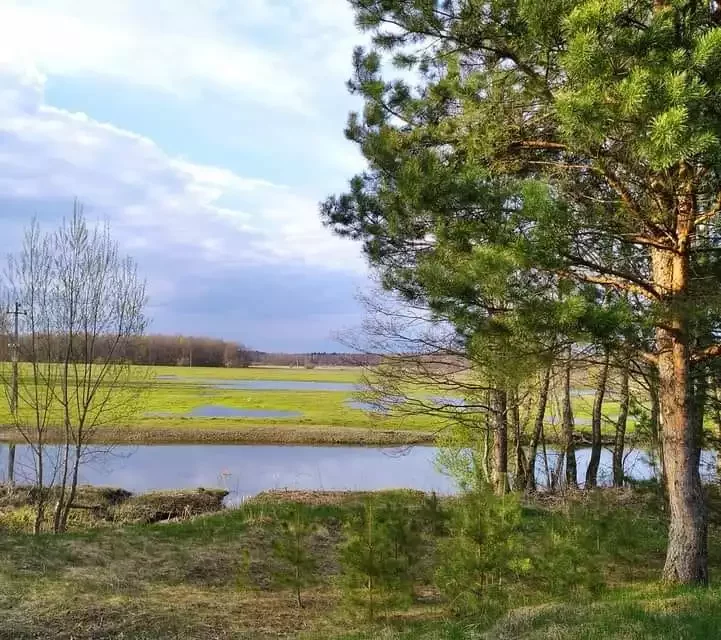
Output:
[{"xmin": 0, "ymin": 331, "xmax": 382, "ymax": 368}]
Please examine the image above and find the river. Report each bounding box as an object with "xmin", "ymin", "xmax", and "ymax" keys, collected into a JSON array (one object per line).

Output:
[{"xmin": 1, "ymin": 444, "xmax": 717, "ymax": 504}]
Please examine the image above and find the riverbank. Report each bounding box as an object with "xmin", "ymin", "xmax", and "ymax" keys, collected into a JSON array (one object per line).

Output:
[
  {"xmin": 0, "ymin": 423, "xmax": 439, "ymax": 445},
  {"xmin": 0, "ymin": 487, "xmax": 718, "ymax": 638},
  {"xmin": 0, "ymin": 485, "xmax": 229, "ymax": 531},
  {"xmin": 0, "ymin": 423, "xmax": 635, "ymax": 447}
]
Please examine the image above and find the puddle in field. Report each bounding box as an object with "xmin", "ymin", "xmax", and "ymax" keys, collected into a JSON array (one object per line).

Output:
[
  {"xmin": 346, "ymin": 400, "xmax": 386, "ymax": 413},
  {"xmin": 345, "ymin": 396, "xmax": 406, "ymax": 414},
  {"xmin": 429, "ymin": 396, "xmax": 466, "ymax": 407},
  {"xmin": 145, "ymin": 405, "xmax": 302, "ymax": 419},
  {"xmin": 157, "ymin": 376, "xmax": 359, "ymax": 392},
  {"xmin": 188, "ymin": 405, "xmax": 302, "ymax": 418}
]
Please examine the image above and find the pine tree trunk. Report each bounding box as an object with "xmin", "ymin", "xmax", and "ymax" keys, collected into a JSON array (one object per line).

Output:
[
  {"xmin": 658, "ymin": 329, "xmax": 708, "ymax": 584},
  {"xmin": 562, "ymin": 350, "xmax": 577, "ymax": 489},
  {"xmin": 612, "ymin": 362, "xmax": 630, "ymax": 487},
  {"xmin": 490, "ymin": 387, "xmax": 508, "ymax": 495},
  {"xmin": 527, "ymin": 366, "xmax": 551, "ymax": 492},
  {"xmin": 652, "ymin": 232, "xmax": 708, "ymax": 584},
  {"xmin": 586, "ymin": 351, "xmax": 609, "ymax": 488}
]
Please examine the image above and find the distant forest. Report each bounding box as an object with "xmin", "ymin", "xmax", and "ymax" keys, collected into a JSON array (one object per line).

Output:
[{"xmin": 0, "ymin": 331, "xmax": 380, "ymax": 368}]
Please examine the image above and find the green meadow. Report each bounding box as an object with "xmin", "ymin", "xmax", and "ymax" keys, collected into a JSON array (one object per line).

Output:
[{"xmin": 0, "ymin": 364, "xmax": 636, "ymax": 445}]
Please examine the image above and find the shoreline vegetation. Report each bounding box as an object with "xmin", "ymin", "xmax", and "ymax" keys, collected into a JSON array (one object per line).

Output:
[
  {"xmin": 0, "ymin": 423, "xmax": 439, "ymax": 446},
  {"xmin": 0, "ymin": 423, "xmax": 632, "ymax": 446}
]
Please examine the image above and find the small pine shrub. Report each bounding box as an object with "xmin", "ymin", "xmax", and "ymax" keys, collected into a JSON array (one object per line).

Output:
[
  {"xmin": 380, "ymin": 500, "xmax": 423, "ymax": 572},
  {"xmin": 269, "ymin": 504, "xmax": 318, "ymax": 607},
  {"xmin": 420, "ymin": 491, "xmax": 449, "ymax": 537},
  {"xmin": 434, "ymin": 490, "xmax": 529, "ymax": 619},
  {"xmin": 339, "ymin": 498, "xmax": 416, "ymax": 621}
]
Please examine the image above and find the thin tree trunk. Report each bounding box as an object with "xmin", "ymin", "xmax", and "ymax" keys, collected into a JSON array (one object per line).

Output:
[
  {"xmin": 33, "ymin": 445, "xmax": 44, "ymax": 535},
  {"xmin": 52, "ymin": 438, "xmax": 70, "ymax": 533},
  {"xmin": 586, "ymin": 351, "xmax": 609, "ymax": 488},
  {"xmin": 490, "ymin": 387, "xmax": 508, "ymax": 495},
  {"xmin": 613, "ymin": 361, "xmax": 630, "ymax": 487},
  {"xmin": 527, "ymin": 366, "xmax": 551, "ymax": 492},
  {"xmin": 562, "ymin": 349, "xmax": 577, "ymax": 489},
  {"xmin": 7, "ymin": 444, "xmax": 15, "ymax": 488},
  {"xmin": 691, "ymin": 365, "xmax": 707, "ymax": 472},
  {"xmin": 59, "ymin": 442, "xmax": 82, "ymax": 532},
  {"xmin": 713, "ymin": 381, "xmax": 721, "ymax": 476},
  {"xmin": 54, "ymin": 331, "xmax": 73, "ymax": 533},
  {"xmin": 481, "ymin": 389, "xmax": 491, "ymax": 485},
  {"xmin": 647, "ymin": 372, "xmax": 665, "ymax": 484},
  {"xmin": 510, "ymin": 387, "xmax": 526, "ymax": 490},
  {"xmin": 552, "ymin": 445, "xmax": 564, "ymax": 492},
  {"xmin": 541, "ymin": 422, "xmax": 551, "ymax": 490}
]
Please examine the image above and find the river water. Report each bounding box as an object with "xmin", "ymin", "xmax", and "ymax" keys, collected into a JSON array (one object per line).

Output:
[{"xmin": 1, "ymin": 444, "xmax": 717, "ymax": 504}]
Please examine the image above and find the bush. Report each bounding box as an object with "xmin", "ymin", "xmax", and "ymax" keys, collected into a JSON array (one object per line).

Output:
[
  {"xmin": 269, "ymin": 504, "xmax": 318, "ymax": 608},
  {"xmin": 435, "ymin": 490, "xmax": 529, "ymax": 619},
  {"xmin": 339, "ymin": 498, "xmax": 418, "ymax": 620}
]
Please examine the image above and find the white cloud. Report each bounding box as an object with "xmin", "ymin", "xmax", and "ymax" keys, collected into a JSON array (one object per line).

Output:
[
  {"xmin": 0, "ymin": 2, "xmax": 372, "ymax": 348},
  {"xmin": 0, "ymin": 0, "xmax": 359, "ymax": 115},
  {"xmin": 0, "ymin": 67, "xmax": 365, "ymax": 277}
]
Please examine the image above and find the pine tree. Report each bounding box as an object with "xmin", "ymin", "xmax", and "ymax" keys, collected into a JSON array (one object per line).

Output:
[
  {"xmin": 339, "ymin": 499, "xmax": 414, "ymax": 620},
  {"xmin": 270, "ymin": 505, "xmax": 318, "ymax": 608},
  {"xmin": 435, "ymin": 489, "xmax": 528, "ymax": 618},
  {"xmin": 323, "ymin": 0, "xmax": 721, "ymax": 585}
]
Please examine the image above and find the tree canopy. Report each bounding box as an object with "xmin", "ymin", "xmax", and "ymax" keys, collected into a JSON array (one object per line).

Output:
[{"xmin": 322, "ymin": 0, "xmax": 721, "ymax": 585}]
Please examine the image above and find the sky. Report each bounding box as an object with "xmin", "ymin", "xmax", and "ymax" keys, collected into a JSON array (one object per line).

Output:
[{"xmin": 0, "ymin": 0, "xmax": 372, "ymax": 352}]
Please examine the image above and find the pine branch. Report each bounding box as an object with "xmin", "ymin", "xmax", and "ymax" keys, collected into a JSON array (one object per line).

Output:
[
  {"xmin": 508, "ymin": 140, "xmax": 567, "ymax": 152},
  {"xmin": 694, "ymin": 191, "xmax": 721, "ymax": 226},
  {"xmin": 692, "ymin": 344, "xmax": 721, "ymax": 362},
  {"xmin": 559, "ymin": 253, "xmax": 661, "ymax": 299}
]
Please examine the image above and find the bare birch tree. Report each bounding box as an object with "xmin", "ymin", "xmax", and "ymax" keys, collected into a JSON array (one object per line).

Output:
[{"xmin": 2, "ymin": 205, "xmax": 148, "ymax": 533}]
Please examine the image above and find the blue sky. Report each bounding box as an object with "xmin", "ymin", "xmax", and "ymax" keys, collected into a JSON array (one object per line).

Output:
[{"xmin": 0, "ymin": 1, "xmax": 371, "ymax": 351}]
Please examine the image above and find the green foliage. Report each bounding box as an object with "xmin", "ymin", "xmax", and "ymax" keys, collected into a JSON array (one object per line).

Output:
[
  {"xmin": 525, "ymin": 505, "xmax": 606, "ymax": 599},
  {"xmin": 339, "ymin": 498, "xmax": 418, "ymax": 620},
  {"xmin": 435, "ymin": 490, "xmax": 529, "ymax": 619},
  {"xmin": 269, "ymin": 504, "xmax": 318, "ymax": 607},
  {"xmin": 419, "ymin": 491, "xmax": 449, "ymax": 538},
  {"xmin": 325, "ymin": 0, "xmax": 721, "ymax": 378},
  {"xmin": 433, "ymin": 489, "xmax": 616, "ymax": 622}
]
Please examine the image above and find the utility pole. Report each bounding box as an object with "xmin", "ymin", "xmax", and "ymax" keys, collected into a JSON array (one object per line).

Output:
[{"xmin": 6, "ymin": 302, "xmax": 25, "ymax": 487}]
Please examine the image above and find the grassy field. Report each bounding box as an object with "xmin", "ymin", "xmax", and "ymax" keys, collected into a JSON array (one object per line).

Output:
[
  {"xmin": 0, "ymin": 487, "xmax": 718, "ymax": 639},
  {"xmin": 0, "ymin": 364, "xmax": 638, "ymax": 445},
  {"xmin": 153, "ymin": 365, "xmax": 365, "ymax": 382}
]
